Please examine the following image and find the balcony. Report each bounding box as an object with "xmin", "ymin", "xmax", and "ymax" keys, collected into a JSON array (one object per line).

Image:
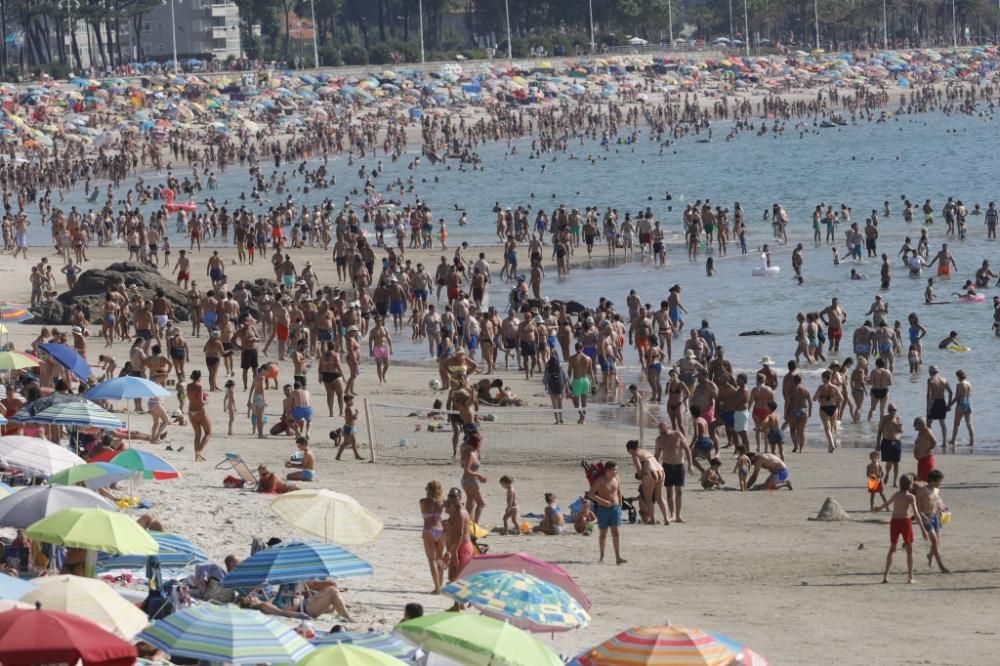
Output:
[
  {"xmin": 212, "ymin": 25, "xmax": 228, "ymax": 39},
  {"xmin": 208, "ymin": 4, "xmax": 231, "ymax": 17}
]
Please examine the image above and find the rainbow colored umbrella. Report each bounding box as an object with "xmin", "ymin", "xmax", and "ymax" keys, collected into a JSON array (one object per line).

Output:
[
  {"xmin": 576, "ymin": 625, "xmax": 737, "ymax": 665},
  {"xmin": 48, "ymin": 463, "xmax": 133, "ymax": 490},
  {"xmin": 0, "ymin": 303, "xmax": 33, "ymax": 323},
  {"xmin": 0, "ymin": 351, "xmax": 39, "ymax": 371},
  {"xmin": 442, "ymin": 570, "xmax": 589, "ymax": 633},
  {"xmin": 109, "ymin": 449, "xmax": 179, "ymax": 480}
]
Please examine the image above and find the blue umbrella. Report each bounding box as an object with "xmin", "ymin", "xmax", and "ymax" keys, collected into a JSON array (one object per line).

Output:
[
  {"xmin": 38, "ymin": 343, "xmax": 91, "ymax": 381},
  {"xmin": 0, "ymin": 572, "xmax": 36, "ymax": 600},
  {"xmin": 98, "ymin": 531, "xmax": 208, "ymax": 570},
  {"xmin": 86, "ymin": 376, "xmax": 169, "ymax": 401},
  {"xmin": 314, "ymin": 631, "xmax": 420, "ymax": 659},
  {"xmin": 223, "ymin": 540, "xmax": 373, "ymax": 589}
]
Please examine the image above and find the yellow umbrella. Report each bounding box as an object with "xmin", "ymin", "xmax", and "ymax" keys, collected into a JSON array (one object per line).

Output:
[
  {"xmin": 270, "ymin": 489, "xmax": 383, "ymax": 545},
  {"xmin": 25, "ymin": 507, "xmax": 158, "ymax": 555},
  {"xmin": 20, "ymin": 574, "xmax": 149, "ymax": 638}
]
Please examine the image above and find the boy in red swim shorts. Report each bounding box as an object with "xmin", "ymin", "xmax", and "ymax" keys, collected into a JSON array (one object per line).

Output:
[{"xmin": 876, "ymin": 474, "xmax": 928, "ymax": 584}]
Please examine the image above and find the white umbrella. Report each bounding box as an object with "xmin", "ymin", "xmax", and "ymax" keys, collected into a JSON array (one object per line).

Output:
[
  {"xmin": 20, "ymin": 574, "xmax": 149, "ymax": 638},
  {"xmin": 0, "ymin": 436, "xmax": 84, "ymax": 475},
  {"xmin": 0, "ymin": 485, "xmax": 117, "ymax": 528}
]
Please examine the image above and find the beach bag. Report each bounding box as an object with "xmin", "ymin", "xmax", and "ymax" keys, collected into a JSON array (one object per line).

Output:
[{"xmin": 223, "ymin": 475, "xmax": 245, "ymax": 488}]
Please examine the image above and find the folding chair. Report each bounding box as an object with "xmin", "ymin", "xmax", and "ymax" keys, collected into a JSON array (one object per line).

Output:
[{"xmin": 215, "ymin": 452, "xmax": 258, "ymax": 489}]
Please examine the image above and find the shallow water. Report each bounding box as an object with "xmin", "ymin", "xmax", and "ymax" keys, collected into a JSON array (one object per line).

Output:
[{"xmin": 40, "ymin": 108, "xmax": 1000, "ymax": 449}]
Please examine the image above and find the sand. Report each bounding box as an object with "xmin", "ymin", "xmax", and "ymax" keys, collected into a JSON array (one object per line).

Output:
[{"xmin": 2, "ymin": 238, "xmax": 998, "ymax": 666}]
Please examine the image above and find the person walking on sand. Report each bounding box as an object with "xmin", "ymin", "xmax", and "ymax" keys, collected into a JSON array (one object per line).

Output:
[
  {"xmin": 915, "ymin": 470, "xmax": 949, "ymax": 573},
  {"xmin": 654, "ymin": 422, "xmax": 692, "ymax": 523},
  {"xmin": 419, "ymin": 481, "xmax": 446, "ymax": 594},
  {"xmin": 876, "ymin": 403, "xmax": 904, "ymax": 487},
  {"xmin": 877, "ymin": 474, "xmax": 928, "ymax": 584},
  {"xmin": 948, "ymin": 369, "xmax": 974, "ymax": 447},
  {"xmin": 569, "ymin": 342, "xmax": 593, "ymax": 424},
  {"xmin": 187, "ymin": 370, "xmax": 211, "ymax": 462},
  {"xmin": 912, "ymin": 417, "xmax": 937, "ymax": 482},
  {"xmin": 589, "ymin": 462, "xmax": 626, "ymax": 564},
  {"xmin": 626, "ymin": 440, "xmax": 669, "ymax": 525}
]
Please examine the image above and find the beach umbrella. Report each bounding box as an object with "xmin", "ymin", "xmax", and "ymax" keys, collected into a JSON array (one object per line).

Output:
[
  {"xmin": 0, "ymin": 606, "xmax": 137, "ymax": 666},
  {"xmin": 48, "ymin": 462, "xmax": 132, "ymax": 489},
  {"xmin": 0, "ymin": 481, "xmax": 13, "ymax": 497},
  {"xmin": 0, "ymin": 485, "xmax": 117, "ymax": 528},
  {"xmin": 25, "ymin": 507, "xmax": 158, "ymax": 555},
  {"xmin": 27, "ymin": 400, "xmax": 125, "ymax": 430},
  {"xmin": 136, "ymin": 603, "xmax": 315, "ymax": 664},
  {"xmin": 459, "ymin": 551, "xmax": 590, "ymax": 610},
  {"xmin": 707, "ymin": 632, "xmax": 769, "ymax": 666},
  {"xmin": 97, "ymin": 530, "xmax": 207, "ymax": 570},
  {"xmin": 10, "ymin": 392, "xmax": 79, "ymax": 420},
  {"xmin": 86, "ymin": 376, "xmax": 170, "ymax": 400},
  {"xmin": 39, "ymin": 343, "xmax": 91, "ymax": 381},
  {"xmin": 298, "ymin": 644, "xmax": 406, "ymax": 666},
  {"xmin": 19, "ymin": 574, "xmax": 149, "ymax": 638},
  {"xmin": 0, "ymin": 351, "xmax": 39, "ymax": 370},
  {"xmin": 314, "ymin": 631, "xmax": 419, "ymax": 659},
  {"xmin": 270, "ymin": 489, "xmax": 384, "ymax": 545},
  {"xmin": 442, "ymin": 570, "xmax": 589, "ymax": 633},
  {"xmin": 0, "ymin": 573, "xmax": 36, "ymax": 600},
  {"xmin": 0, "ymin": 599, "xmax": 33, "ymax": 611},
  {"xmin": 0, "ymin": 302, "xmax": 33, "ymax": 323},
  {"xmin": 223, "ymin": 540, "xmax": 373, "ymax": 588},
  {"xmin": 395, "ymin": 612, "xmax": 561, "ymax": 666},
  {"xmin": 0, "ymin": 435, "xmax": 85, "ymax": 475},
  {"xmin": 576, "ymin": 625, "xmax": 737, "ymax": 666},
  {"xmin": 106, "ymin": 448, "xmax": 179, "ymax": 479}
]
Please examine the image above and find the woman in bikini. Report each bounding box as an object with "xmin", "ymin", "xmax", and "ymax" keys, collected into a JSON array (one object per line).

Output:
[
  {"xmin": 187, "ymin": 370, "xmax": 212, "ymax": 462},
  {"xmin": 419, "ymin": 481, "xmax": 447, "ymax": 594},
  {"xmin": 318, "ymin": 341, "xmax": 346, "ymax": 417},
  {"xmin": 749, "ymin": 373, "xmax": 776, "ymax": 453},
  {"xmin": 813, "ymin": 370, "xmax": 844, "ymax": 453},
  {"xmin": 203, "ymin": 331, "xmax": 224, "ymax": 391},
  {"xmin": 168, "ymin": 330, "xmax": 190, "ymax": 382},
  {"xmin": 644, "ymin": 336, "xmax": 664, "ymax": 403},
  {"xmin": 665, "ymin": 369, "xmax": 690, "ymax": 434},
  {"xmin": 460, "ymin": 433, "xmax": 487, "ymax": 526}
]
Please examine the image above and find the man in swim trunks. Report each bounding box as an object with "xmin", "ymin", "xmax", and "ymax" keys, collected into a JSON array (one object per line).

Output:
[
  {"xmin": 820, "ymin": 297, "xmax": 847, "ymax": 352},
  {"xmin": 875, "ymin": 403, "xmax": 904, "ymax": 487},
  {"xmin": 912, "ymin": 416, "xmax": 937, "ymax": 483},
  {"xmin": 654, "ymin": 422, "xmax": 692, "ymax": 523},
  {"xmin": 290, "ymin": 381, "xmax": 313, "ymax": 438},
  {"xmin": 235, "ymin": 316, "xmax": 260, "ymax": 390},
  {"xmin": 689, "ymin": 404, "xmax": 715, "ymax": 472},
  {"xmin": 589, "ymin": 461, "xmax": 626, "ymax": 564},
  {"xmin": 925, "ymin": 365, "xmax": 952, "ymax": 443},
  {"xmin": 927, "ymin": 243, "xmax": 957, "ymax": 277},
  {"xmin": 745, "ymin": 451, "xmax": 793, "ymax": 491},
  {"xmin": 569, "ymin": 342, "xmax": 593, "ymax": 424}
]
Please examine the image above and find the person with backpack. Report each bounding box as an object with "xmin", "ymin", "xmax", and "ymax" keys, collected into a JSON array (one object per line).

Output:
[{"xmin": 543, "ymin": 356, "xmax": 568, "ymax": 424}]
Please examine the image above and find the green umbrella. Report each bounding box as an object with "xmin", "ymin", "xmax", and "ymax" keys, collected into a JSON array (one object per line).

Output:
[
  {"xmin": 48, "ymin": 463, "xmax": 133, "ymax": 490},
  {"xmin": 298, "ymin": 644, "xmax": 406, "ymax": 666},
  {"xmin": 395, "ymin": 612, "xmax": 561, "ymax": 666},
  {"xmin": 25, "ymin": 508, "xmax": 158, "ymax": 555}
]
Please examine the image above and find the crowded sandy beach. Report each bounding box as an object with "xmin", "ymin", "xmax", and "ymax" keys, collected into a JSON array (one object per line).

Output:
[{"xmin": 1, "ymin": 48, "xmax": 1000, "ymax": 666}]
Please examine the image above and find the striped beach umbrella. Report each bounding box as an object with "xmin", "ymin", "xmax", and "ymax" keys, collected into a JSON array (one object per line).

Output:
[
  {"xmin": 314, "ymin": 631, "xmax": 420, "ymax": 660},
  {"xmin": 109, "ymin": 449, "xmax": 179, "ymax": 480},
  {"xmin": 396, "ymin": 612, "xmax": 562, "ymax": 666},
  {"xmin": 223, "ymin": 540, "xmax": 373, "ymax": 589},
  {"xmin": 27, "ymin": 400, "xmax": 126, "ymax": 430},
  {"xmin": 0, "ymin": 303, "xmax": 33, "ymax": 323},
  {"xmin": 270, "ymin": 489, "xmax": 384, "ymax": 545},
  {"xmin": 0, "ymin": 351, "xmax": 39, "ymax": 370},
  {"xmin": 442, "ymin": 570, "xmax": 589, "ymax": 633},
  {"xmin": 298, "ymin": 644, "xmax": 406, "ymax": 666},
  {"xmin": 576, "ymin": 625, "xmax": 737, "ymax": 666},
  {"xmin": 97, "ymin": 531, "xmax": 208, "ymax": 570},
  {"xmin": 0, "ymin": 435, "xmax": 85, "ymax": 475},
  {"xmin": 48, "ymin": 463, "xmax": 133, "ymax": 490},
  {"xmin": 20, "ymin": 574, "xmax": 150, "ymax": 639},
  {"xmin": 0, "ymin": 485, "xmax": 117, "ymax": 529},
  {"xmin": 136, "ymin": 604, "xmax": 315, "ymax": 664}
]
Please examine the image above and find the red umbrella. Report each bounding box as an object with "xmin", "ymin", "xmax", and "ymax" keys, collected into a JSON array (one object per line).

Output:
[{"xmin": 0, "ymin": 606, "xmax": 137, "ymax": 666}]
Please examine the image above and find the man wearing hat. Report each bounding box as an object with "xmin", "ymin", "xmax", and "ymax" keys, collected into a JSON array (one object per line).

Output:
[{"xmin": 758, "ymin": 356, "xmax": 778, "ymax": 389}]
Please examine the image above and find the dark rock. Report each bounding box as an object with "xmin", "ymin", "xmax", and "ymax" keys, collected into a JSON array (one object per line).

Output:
[{"xmin": 28, "ymin": 262, "xmax": 192, "ymax": 325}]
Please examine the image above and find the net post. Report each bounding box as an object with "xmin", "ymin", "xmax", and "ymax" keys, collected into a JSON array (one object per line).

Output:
[
  {"xmin": 364, "ymin": 398, "xmax": 377, "ymax": 463},
  {"xmin": 637, "ymin": 395, "xmax": 644, "ymax": 446}
]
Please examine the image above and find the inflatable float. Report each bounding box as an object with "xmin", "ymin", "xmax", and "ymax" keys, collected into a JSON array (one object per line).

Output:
[
  {"xmin": 959, "ymin": 293, "xmax": 985, "ymax": 303},
  {"xmin": 752, "ymin": 254, "xmax": 780, "ymax": 276},
  {"xmin": 948, "ymin": 344, "xmax": 972, "ymax": 352},
  {"xmin": 162, "ymin": 187, "xmax": 197, "ymax": 214}
]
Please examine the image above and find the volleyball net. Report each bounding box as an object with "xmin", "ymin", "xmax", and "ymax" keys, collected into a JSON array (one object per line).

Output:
[{"xmin": 363, "ymin": 399, "xmax": 658, "ymax": 465}]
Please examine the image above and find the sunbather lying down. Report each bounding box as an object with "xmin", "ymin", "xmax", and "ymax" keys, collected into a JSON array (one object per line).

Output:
[
  {"xmin": 257, "ymin": 465, "xmax": 300, "ymax": 494},
  {"xmin": 238, "ymin": 582, "xmax": 354, "ymax": 622}
]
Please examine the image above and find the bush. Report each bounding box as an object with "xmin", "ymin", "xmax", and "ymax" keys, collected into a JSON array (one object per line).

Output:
[
  {"xmin": 341, "ymin": 44, "xmax": 368, "ymax": 65},
  {"xmin": 318, "ymin": 44, "xmax": 342, "ymax": 67},
  {"xmin": 45, "ymin": 63, "xmax": 72, "ymax": 80}
]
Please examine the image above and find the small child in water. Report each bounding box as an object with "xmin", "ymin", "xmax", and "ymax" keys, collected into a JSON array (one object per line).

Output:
[
  {"xmin": 831, "ymin": 247, "xmax": 841, "ymax": 265},
  {"xmin": 908, "ymin": 344, "xmax": 921, "ymax": 373},
  {"xmin": 224, "ymin": 380, "xmax": 236, "ymax": 436},
  {"xmin": 700, "ymin": 458, "xmax": 725, "ymax": 490},
  {"xmin": 705, "ymin": 256, "xmax": 715, "ymax": 276},
  {"xmin": 499, "ymin": 476, "xmax": 518, "ymax": 535},
  {"xmin": 574, "ymin": 499, "xmax": 596, "ymax": 535},
  {"xmin": 733, "ymin": 447, "xmax": 752, "ymax": 491},
  {"xmin": 867, "ymin": 450, "xmax": 888, "ymax": 511},
  {"xmin": 876, "ymin": 474, "xmax": 929, "ymax": 584}
]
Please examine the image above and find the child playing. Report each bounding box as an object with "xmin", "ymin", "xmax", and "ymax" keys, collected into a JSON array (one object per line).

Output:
[
  {"xmin": 284, "ymin": 436, "xmax": 315, "ymax": 481},
  {"xmin": 832, "ymin": 247, "xmax": 841, "ymax": 265},
  {"xmin": 700, "ymin": 458, "xmax": 725, "ymax": 490},
  {"xmin": 733, "ymin": 446, "xmax": 751, "ymax": 491},
  {"xmin": 533, "ymin": 493, "xmax": 565, "ymax": 535},
  {"xmin": 574, "ymin": 498, "xmax": 596, "ymax": 535},
  {"xmin": 499, "ymin": 476, "xmax": 518, "ymax": 535},
  {"xmin": 915, "ymin": 469, "xmax": 949, "ymax": 573},
  {"xmin": 867, "ymin": 450, "xmax": 888, "ymax": 511},
  {"xmin": 705, "ymin": 256, "xmax": 715, "ymax": 276},
  {"xmin": 223, "ymin": 380, "xmax": 237, "ymax": 436},
  {"xmin": 876, "ymin": 474, "xmax": 929, "ymax": 584},
  {"xmin": 907, "ymin": 344, "xmax": 921, "ymax": 373},
  {"xmin": 335, "ymin": 394, "xmax": 364, "ymax": 461},
  {"xmin": 759, "ymin": 401, "xmax": 785, "ymax": 460}
]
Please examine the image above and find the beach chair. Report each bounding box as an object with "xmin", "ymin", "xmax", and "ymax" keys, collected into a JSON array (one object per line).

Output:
[{"xmin": 215, "ymin": 452, "xmax": 258, "ymax": 489}]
